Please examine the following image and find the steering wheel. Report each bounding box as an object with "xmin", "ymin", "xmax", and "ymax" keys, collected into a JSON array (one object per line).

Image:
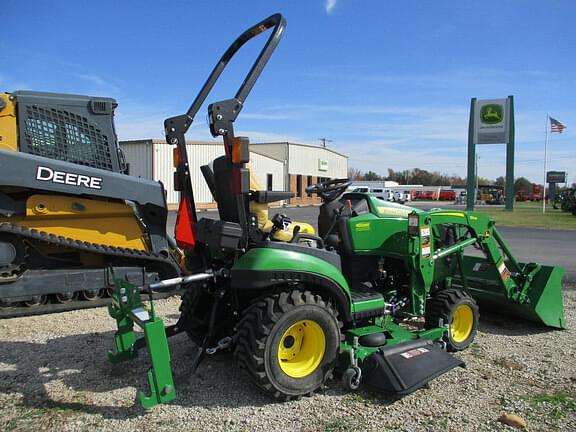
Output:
[{"xmin": 305, "ymin": 178, "xmax": 352, "ymax": 201}]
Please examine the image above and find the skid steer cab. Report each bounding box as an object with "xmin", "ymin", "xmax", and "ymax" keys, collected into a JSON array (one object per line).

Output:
[{"xmin": 107, "ymin": 13, "xmax": 566, "ymax": 408}]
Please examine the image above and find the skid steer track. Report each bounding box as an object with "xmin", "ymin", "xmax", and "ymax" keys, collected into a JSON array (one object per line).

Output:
[{"xmin": 0, "ymin": 222, "xmax": 181, "ymax": 319}]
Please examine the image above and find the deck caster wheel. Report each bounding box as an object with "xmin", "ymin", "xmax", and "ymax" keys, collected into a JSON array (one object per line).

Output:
[{"xmin": 342, "ymin": 367, "xmax": 361, "ymax": 391}]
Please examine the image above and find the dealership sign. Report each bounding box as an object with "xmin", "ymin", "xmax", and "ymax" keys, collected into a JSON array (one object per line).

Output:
[
  {"xmin": 546, "ymin": 171, "xmax": 567, "ymax": 183},
  {"xmin": 473, "ymin": 98, "xmax": 511, "ymax": 144}
]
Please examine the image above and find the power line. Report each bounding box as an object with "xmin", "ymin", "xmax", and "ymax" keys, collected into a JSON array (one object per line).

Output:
[{"xmin": 318, "ymin": 137, "xmax": 333, "ymax": 148}]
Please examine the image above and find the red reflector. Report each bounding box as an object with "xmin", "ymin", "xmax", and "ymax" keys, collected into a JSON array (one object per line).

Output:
[{"xmin": 175, "ymin": 197, "xmax": 196, "ymax": 250}]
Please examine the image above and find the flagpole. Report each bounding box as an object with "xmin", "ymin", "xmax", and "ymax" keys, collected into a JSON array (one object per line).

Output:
[{"xmin": 543, "ymin": 113, "xmax": 549, "ymax": 214}]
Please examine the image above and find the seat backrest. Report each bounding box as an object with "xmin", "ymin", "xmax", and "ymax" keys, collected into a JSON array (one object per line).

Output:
[
  {"xmin": 212, "ymin": 155, "xmax": 240, "ymax": 223},
  {"xmin": 318, "ymin": 199, "xmax": 344, "ymax": 238}
]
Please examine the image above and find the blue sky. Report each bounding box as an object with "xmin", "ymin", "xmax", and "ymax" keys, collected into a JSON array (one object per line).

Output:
[{"xmin": 2, "ymin": 1, "xmax": 574, "ymax": 183}]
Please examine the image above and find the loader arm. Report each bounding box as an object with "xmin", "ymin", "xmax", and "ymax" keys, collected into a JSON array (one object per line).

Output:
[{"xmin": 407, "ymin": 210, "xmax": 565, "ymax": 328}]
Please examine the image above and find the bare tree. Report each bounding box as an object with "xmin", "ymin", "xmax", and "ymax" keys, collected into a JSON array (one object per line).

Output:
[{"xmin": 347, "ymin": 167, "xmax": 364, "ymax": 180}]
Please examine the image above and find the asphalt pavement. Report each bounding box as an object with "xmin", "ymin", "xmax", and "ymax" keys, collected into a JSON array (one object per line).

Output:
[{"xmin": 168, "ymin": 203, "xmax": 576, "ymax": 283}]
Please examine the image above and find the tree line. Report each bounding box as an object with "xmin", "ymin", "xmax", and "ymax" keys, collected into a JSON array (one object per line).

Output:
[
  {"xmin": 348, "ymin": 167, "xmax": 554, "ymax": 193},
  {"xmin": 348, "ymin": 167, "xmax": 474, "ymax": 187}
]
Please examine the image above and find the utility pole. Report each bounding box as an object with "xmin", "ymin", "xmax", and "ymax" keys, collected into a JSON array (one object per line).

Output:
[{"xmin": 318, "ymin": 137, "xmax": 333, "ymax": 148}]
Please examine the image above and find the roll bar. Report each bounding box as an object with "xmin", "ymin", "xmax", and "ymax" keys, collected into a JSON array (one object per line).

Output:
[
  {"xmin": 166, "ymin": 14, "xmax": 286, "ymax": 249},
  {"xmin": 164, "ymin": 13, "xmax": 286, "ymax": 143}
]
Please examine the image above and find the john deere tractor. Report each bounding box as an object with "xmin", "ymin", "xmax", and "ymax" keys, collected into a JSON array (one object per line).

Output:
[{"xmin": 107, "ymin": 14, "xmax": 565, "ymax": 408}]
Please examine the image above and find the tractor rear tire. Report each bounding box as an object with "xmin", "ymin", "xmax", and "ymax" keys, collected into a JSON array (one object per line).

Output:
[
  {"xmin": 178, "ymin": 287, "xmax": 208, "ymax": 346},
  {"xmin": 425, "ymin": 288, "xmax": 479, "ymax": 352},
  {"xmin": 234, "ymin": 290, "xmax": 340, "ymax": 400}
]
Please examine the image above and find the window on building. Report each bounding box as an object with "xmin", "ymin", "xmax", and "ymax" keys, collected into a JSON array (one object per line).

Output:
[
  {"xmin": 297, "ymin": 175, "xmax": 303, "ymax": 197},
  {"xmin": 307, "ymin": 175, "xmax": 313, "ymax": 197},
  {"xmin": 267, "ymin": 173, "xmax": 273, "ymax": 191}
]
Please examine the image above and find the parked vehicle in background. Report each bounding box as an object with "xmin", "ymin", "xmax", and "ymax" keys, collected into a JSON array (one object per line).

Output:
[
  {"xmin": 516, "ymin": 184, "xmax": 543, "ymax": 202},
  {"xmin": 353, "ymin": 186, "xmax": 395, "ymax": 201},
  {"xmin": 439, "ymin": 190, "xmax": 456, "ymax": 201},
  {"xmin": 369, "ymin": 188, "xmax": 391, "ymax": 201},
  {"xmin": 416, "ymin": 190, "xmax": 438, "ymax": 200},
  {"xmin": 391, "ymin": 191, "xmax": 405, "ymax": 203}
]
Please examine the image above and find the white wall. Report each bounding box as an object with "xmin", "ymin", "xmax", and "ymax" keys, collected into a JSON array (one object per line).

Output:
[
  {"xmin": 288, "ymin": 144, "xmax": 348, "ymax": 178},
  {"xmin": 121, "ymin": 140, "xmax": 285, "ymax": 205},
  {"xmin": 121, "ymin": 141, "xmax": 153, "ymax": 178},
  {"xmin": 251, "ymin": 152, "xmax": 285, "ymax": 191},
  {"xmin": 153, "ymin": 142, "xmax": 226, "ymax": 205}
]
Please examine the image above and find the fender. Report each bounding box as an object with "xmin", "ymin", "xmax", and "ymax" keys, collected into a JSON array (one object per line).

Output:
[{"xmin": 231, "ymin": 246, "xmax": 352, "ymax": 321}]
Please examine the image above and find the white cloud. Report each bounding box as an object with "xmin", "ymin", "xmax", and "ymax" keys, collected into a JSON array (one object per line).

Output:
[
  {"xmin": 325, "ymin": 0, "xmax": 337, "ymax": 14},
  {"xmin": 236, "ymin": 130, "xmax": 304, "ymax": 143},
  {"xmin": 241, "ymin": 112, "xmax": 293, "ymax": 121},
  {"xmin": 74, "ymin": 74, "xmax": 120, "ymax": 93}
]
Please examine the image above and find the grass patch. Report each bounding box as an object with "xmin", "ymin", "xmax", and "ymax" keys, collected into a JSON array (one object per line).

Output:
[
  {"xmin": 522, "ymin": 391, "xmax": 576, "ymax": 420},
  {"xmin": 475, "ymin": 205, "xmax": 576, "ymax": 230},
  {"xmin": 467, "ymin": 343, "xmax": 486, "ymax": 359},
  {"xmin": 344, "ymin": 390, "xmax": 397, "ymax": 406},
  {"xmin": 323, "ymin": 417, "xmax": 361, "ymax": 432},
  {"xmin": 493, "ymin": 356, "xmax": 525, "ymax": 371},
  {"xmin": 426, "ymin": 417, "xmax": 449, "ymax": 430},
  {"xmin": 1, "ymin": 405, "xmax": 84, "ymax": 431}
]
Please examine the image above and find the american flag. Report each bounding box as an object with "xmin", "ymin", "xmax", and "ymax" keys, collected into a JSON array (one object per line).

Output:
[{"xmin": 550, "ymin": 117, "xmax": 566, "ymax": 133}]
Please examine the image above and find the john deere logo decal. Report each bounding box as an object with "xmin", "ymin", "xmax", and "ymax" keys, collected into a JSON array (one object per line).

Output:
[{"xmin": 480, "ymin": 104, "xmax": 503, "ymax": 124}]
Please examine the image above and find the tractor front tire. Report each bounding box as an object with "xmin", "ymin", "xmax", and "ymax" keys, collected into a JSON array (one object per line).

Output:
[
  {"xmin": 234, "ymin": 290, "xmax": 340, "ymax": 400},
  {"xmin": 425, "ymin": 288, "xmax": 479, "ymax": 352}
]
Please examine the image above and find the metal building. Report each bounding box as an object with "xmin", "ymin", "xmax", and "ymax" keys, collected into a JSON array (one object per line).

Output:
[
  {"xmin": 252, "ymin": 142, "xmax": 348, "ymax": 205},
  {"xmin": 120, "ymin": 140, "xmax": 347, "ymax": 208}
]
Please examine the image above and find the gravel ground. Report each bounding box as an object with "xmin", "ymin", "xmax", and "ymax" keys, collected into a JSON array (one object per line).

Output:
[{"xmin": 0, "ymin": 288, "xmax": 575, "ymax": 432}]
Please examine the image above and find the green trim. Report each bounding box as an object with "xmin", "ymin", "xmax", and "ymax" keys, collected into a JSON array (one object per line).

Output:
[
  {"xmin": 339, "ymin": 322, "xmax": 448, "ymax": 364},
  {"xmin": 352, "ymin": 297, "xmax": 386, "ymax": 313}
]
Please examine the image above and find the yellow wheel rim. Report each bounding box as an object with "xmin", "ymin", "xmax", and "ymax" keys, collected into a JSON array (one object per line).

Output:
[
  {"xmin": 450, "ymin": 304, "xmax": 474, "ymax": 343},
  {"xmin": 278, "ymin": 320, "xmax": 326, "ymax": 378}
]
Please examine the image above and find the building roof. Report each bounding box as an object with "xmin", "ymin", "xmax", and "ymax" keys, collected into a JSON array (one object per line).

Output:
[
  {"xmin": 120, "ymin": 138, "xmax": 222, "ymax": 146},
  {"xmin": 252, "ymin": 142, "xmax": 348, "ymax": 159},
  {"xmin": 119, "ymin": 138, "xmax": 286, "ymax": 165},
  {"xmin": 249, "ymin": 148, "xmax": 285, "ymax": 163},
  {"xmin": 120, "ymin": 139, "xmax": 349, "ymax": 159}
]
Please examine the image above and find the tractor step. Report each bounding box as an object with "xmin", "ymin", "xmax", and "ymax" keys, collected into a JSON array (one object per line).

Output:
[
  {"xmin": 362, "ymin": 339, "xmax": 464, "ymax": 395},
  {"xmin": 350, "ymin": 283, "xmax": 386, "ymax": 320}
]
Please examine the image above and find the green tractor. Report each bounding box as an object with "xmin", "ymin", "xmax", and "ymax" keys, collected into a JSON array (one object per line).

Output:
[{"xmin": 107, "ymin": 14, "xmax": 566, "ymax": 408}]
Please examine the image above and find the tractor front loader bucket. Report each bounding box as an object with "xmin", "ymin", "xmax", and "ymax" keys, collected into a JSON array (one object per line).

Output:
[
  {"xmin": 461, "ymin": 256, "xmax": 565, "ymax": 329},
  {"xmin": 419, "ymin": 210, "xmax": 566, "ymax": 330}
]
